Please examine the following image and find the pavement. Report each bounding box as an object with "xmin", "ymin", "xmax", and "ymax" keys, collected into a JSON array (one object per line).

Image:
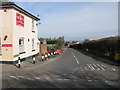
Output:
[{"xmin": 1, "ymin": 48, "xmax": 119, "ymax": 89}]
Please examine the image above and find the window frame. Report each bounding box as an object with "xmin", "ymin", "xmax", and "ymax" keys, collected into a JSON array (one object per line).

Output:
[
  {"xmin": 32, "ymin": 19, "xmax": 35, "ymax": 33},
  {"xmin": 19, "ymin": 38, "xmax": 25, "ymax": 54},
  {"xmin": 32, "ymin": 38, "xmax": 35, "ymax": 51}
]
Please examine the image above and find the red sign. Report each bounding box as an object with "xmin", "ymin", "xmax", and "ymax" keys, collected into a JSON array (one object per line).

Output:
[
  {"xmin": 2, "ymin": 44, "xmax": 12, "ymax": 47},
  {"xmin": 16, "ymin": 13, "xmax": 24, "ymax": 27}
]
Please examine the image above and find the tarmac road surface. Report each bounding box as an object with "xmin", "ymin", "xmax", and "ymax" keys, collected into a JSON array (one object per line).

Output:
[{"xmin": 1, "ymin": 48, "xmax": 119, "ymax": 89}]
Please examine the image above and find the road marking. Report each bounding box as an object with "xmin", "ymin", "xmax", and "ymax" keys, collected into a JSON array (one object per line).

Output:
[
  {"xmin": 111, "ymin": 68, "xmax": 116, "ymax": 71},
  {"xmin": 26, "ymin": 77, "xmax": 33, "ymax": 80},
  {"xmin": 9, "ymin": 76, "xmax": 19, "ymax": 79},
  {"xmin": 58, "ymin": 79, "xmax": 62, "ymax": 80},
  {"xmin": 80, "ymin": 67, "xmax": 83, "ymax": 71},
  {"xmin": 87, "ymin": 64, "xmax": 94, "ymax": 70},
  {"xmin": 46, "ymin": 78, "xmax": 51, "ymax": 80},
  {"xmin": 88, "ymin": 80, "xmax": 92, "ymax": 82},
  {"xmin": 34, "ymin": 77, "xmax": 41, "ymax": 80},
  {"xmin": 101, "ymin": 64, "xmax": 107, "ymax": 68},
  {"xmin": 17, "ymin": 76, "xmax": 25, "ymax": 78},
  {"xmin": 85, "ymin": 67, "xmax": 89, "ymax": 70},
  {"xmin": 71, "ymin": 52, "xmax": 80, "ymax": 64},
  {"xmin": 93, "ymin": 64, "xmax": 100, "ymax": 70},
  {"xmin": 10, "ymin": 76, "xmax": 16, "ymax": 78},
  {"xmin": 89, "ymin": 64, "xmax": 95, "ymax": 70},
  {"xmin": 63, "ymin": 79, "xmax": 69, "ymax": 80},
  {"xmin": 96, "ymin": 64, "xmax": 105, "ymax": 71}
]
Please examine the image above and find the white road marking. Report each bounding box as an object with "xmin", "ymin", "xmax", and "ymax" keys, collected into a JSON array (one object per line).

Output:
[
  {"xmin": 26, "ymin": 77, "xmax": 33, "ymax": 80},
  {"xmin": 63, "ymin": 79, "xmax": 69, "ymax": 80},
  {"xmin": 80, "ymin": 67, "xmax": 84, "ymax": 71},
  {"xmin": 93, "ymin": 64, "xmax": 100, "ymax": 70},
  {"xmin": 87, "ymin": 64, "xmax": 94, "ymax": 70},
  {"xmin": 86, "ymin": 77, "xmax": 90, "ymax": 79},
  {"xmin": 88, "ymin": 80, "xmax": 92, "ymax": 82},
  {"xmin": 10, "ymin": 76, "xmax": 16, "ymax": 78},
  {"xmin": 90, "ymin": 64, "xmax": 95, "ymax": 70},
  {"xmin": 17, "ymin": 76, "xmax": 25, "ymax": 78},
  {"xmin": 46, "ymin": 78, "xmax": 51, "ymax": 80},
  {"xmin": 101, "ymin": 64, "xmax": 106, "ymax": 68},
  {"xmin": 111, "ymin": 68, "xmax": 116, "ymax": 71},
  {"xmin": 97, "ymin": 64, "xmax": 105, "ymax": 71},
  {"xmin": 34, "ymin": 77, "xmax": 41, "ymax": 80},
  {"xmin": 85, "ymin": 67, "xmax": 89, "ymax": 70},
  {"xmin": 9, "ymin": 76, "xmax": 19, "ymax": 79},
  {"xmin": 71, "ymin": 52, "xmax": 80, "ymax": 64},
  {"xmin": 58, "ymin": 79, "xmax": 62, "ymax": 80},
  {"xmin": 76, "ymin": 60, "xmax": 80, "ymax": 64}
]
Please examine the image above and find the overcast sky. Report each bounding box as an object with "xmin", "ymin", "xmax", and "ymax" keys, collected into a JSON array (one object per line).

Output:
[{"xmin": 15, "ymin": 1, "xmax": 118, "ymax": 41}]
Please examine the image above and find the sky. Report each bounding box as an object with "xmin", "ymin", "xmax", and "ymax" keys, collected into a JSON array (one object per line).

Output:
[{"xmin": 14, "ymin": 1, "xmax": 118, "ymax": 41}]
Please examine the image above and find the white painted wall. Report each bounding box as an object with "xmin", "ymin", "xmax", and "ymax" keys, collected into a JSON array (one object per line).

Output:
[
  {"xmin": 0, "ymin": 7, "xmax": 40, "ymax": 62},
  {"xmin": 12, "ymin": 8, "xmax": 40, "ymax": 61}
]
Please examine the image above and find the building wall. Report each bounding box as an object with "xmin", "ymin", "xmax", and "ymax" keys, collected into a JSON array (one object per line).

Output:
[
  {"xmin": 0, "ymin": 7, "xmax": 40, "ymax": 62},
  {"xmin": 0, "ymin": 8, "xmax": 13, "ymax": 61},
  {"xmin": 0, "ymin": 9, "xmax": 2, "ymax": 61},
  {"xmin": 12, "ymin": 8, "xmax": 40, "ymax": 61}
]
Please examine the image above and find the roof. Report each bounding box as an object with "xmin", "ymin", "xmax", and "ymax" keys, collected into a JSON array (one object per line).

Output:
[{"xmin": 0, "ymin": 0, "xmax": 40, "ymax": 21}]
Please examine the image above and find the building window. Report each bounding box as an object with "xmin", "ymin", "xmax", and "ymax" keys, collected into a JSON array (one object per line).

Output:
[
  {"xmin": 0, "ymin": 38, "xmax": 1, "ymax": 55},
  {"xmin": 32, "ymin": 38, "xmax": 35, "ymax": 51},
  {"xmin": 32, "ymin": 20, "xmax": 35, "ymax": 32},
  {"xmin": 19, "ymin": 38, "xmax": 25, "ymax": 54}
]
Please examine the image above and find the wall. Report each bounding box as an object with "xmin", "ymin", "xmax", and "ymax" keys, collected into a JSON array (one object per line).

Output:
[
  {"xmin": 40, "ymin": 44, "xmax": 47, "ymax": 55},
  {"xmin": 12, "ymin": 8, "xmax": 40, "ymax": 61},
  {"xmin": 0, "ymin": 9, "xmax": 2, "ymax": 61},
  {"xmin": 0, "ymin": 8, "xmax": 13, "ymax": 61}
]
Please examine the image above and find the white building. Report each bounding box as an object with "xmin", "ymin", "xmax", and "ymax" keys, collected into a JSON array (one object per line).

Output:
[{"xmin": 0, "ymin": 1, "xmax": 40, "ymax": 63}]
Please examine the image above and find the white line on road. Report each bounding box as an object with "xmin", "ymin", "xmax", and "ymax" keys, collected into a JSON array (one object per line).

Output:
[
  {"xmin": 63, "ymin": 79, "xmax": 69, "ymax": 80},
  {"xmin": 10, "ymin": 76, "xmax": 16, "ymax": 78},
  {"xmin": 71, "ymin": 52, "xmax": 80, "ymax": 64},
  {"xmin": 111, "ymin": 68, "xmax": 116, "ymax": 71},
  {"xmin": 26, "ymin": 77, "xmax": 34, "ymax": 80},
  {"xmin": 17, "ymin": 76, "xmax": 25, "ymax": 78},
  {"xmin": 87, "ymin": 64, "xmax": 94, "ymax": 70},
  {"xmin": 97, "ymin": 64, "xmax": 105, "ymax": 71},
  {"xmin": 34, "ymin": 77, "xmax": 41, "ymax": 80},
  {"xmin": 9, "ymin": 76, "xmax": 19, "ymax": 79},
  {"xmin": 85, "ymin": 67, "xmax": 89, "ymax": 70},
  {"xmin": 93, "ymin": 64, "xmax": 100, "ymax": 70},
  {"xmin": 89, "ymin": 64, "xmax": 95, "ymax": 70},
  {"xmin": 80, "ymin": 67, "xmax": 83, "ymax": 71},
  {"xmin": 101, "ymin": 64, "xmax": 106, "ymax": 68}
]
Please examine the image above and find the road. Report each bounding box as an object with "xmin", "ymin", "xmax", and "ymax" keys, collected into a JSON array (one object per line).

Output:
[{"xmin": 2, "ymin": 48, "xmax": 119, "ymax": 89}]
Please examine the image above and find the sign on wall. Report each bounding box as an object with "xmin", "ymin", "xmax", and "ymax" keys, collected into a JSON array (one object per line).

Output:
[
  {"xmin": 16, "ymin": 13, "xmax": 24, "ymax": 27},
  {"xmin": 2, "ymin": 44, "xmax": 12, "ymax": 47}
]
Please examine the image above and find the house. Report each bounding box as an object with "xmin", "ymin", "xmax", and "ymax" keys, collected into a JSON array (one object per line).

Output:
[{"xmin": 0, "ymin": 1, "xmax": 40, "ymax": 63}]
